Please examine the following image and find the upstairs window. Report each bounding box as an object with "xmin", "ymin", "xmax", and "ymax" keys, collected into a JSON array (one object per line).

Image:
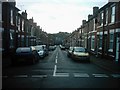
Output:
[
  {"xmin": 100, "ymin": 12, "xmax": 104, "ymax": 26},
  {"xmin": 111, "ymin": 5, "xmax": 115, "ymax": 23},
  {"xmin": 0, "ymin": 2, "xmax": 2, "ymax": 21},
  {"xmin": 105, "ymin": 8, "xmax": 108, "ymax": 24},
  {"xmin": 18, "ymin": 17, "xmax": 20, "ymax": 31},
  {"xmin": 22, "ymin": 20, "xmax": 24, "ymax": 32},
  {"xmin": 10, "ymin": 10, "xmax": 14, "ymax": 25}
]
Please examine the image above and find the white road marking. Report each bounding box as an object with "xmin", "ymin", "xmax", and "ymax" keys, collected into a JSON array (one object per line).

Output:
[
  {"xmin": 14, "ymin": 75, "xmax": 28, "ymax": 78},
  {"xmin": 93, "ymin": 74, "xmax": 109, "ymax": 78},
  {"xmin": 53, "ymin": 65, "xmax": 57, "ymax": 76},
  {"xmin": 74, "ymin": 73, "xmax": 89, "ymax": 77},
  {"xmin": 111, "ymin": 74, "xmax": 120, "ymax": 78},
  {"xmin": 55, "ymin": 58, "xmax": 57, "ymax": 64},
  {"xmin": 56, "ymin": 55, "xmax": 58, "ymax": 59},
  {"xmin": 55, "ymin": 73, "xmax": 69, "ymax": 77},
  {"xmin": 31, "ymin": 75, "xmax": 47, "ymax": 78}
]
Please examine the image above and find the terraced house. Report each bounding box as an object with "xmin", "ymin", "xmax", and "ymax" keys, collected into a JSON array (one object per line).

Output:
[
  {"xmin": 64, "ymin": 2, "xmax": 120, "ymax": 63},
  {"xmin": 83, "ymin": 2, "xmax": 120, "ymax": 63},
  {"xmin": 1, "ymin": 1, "xmax": 45, "ymax": 57},
  {"xmin": 2, "ymin": 1, "xmax": 19, "ymax": 56},
  {"xmin": 0, "ymin": 1, "xmax": 2, "ymax": 52}
]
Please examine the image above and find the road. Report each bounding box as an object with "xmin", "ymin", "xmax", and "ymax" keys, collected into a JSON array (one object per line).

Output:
[{"xmin": 2, "ymin": 46, "xmax": 120, "ymax": 88}]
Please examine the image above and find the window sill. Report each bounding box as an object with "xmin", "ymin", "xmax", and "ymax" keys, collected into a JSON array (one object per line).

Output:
[
  {"xmin": 91, "ymin": 49, "xmax": 95, "ymax": 51},
  {"xmin": 108, "ymin": 22, "xmax": 115, "ymax": 25}
]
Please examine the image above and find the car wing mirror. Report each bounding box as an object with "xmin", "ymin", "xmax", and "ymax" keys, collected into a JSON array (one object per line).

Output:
[{"xmin": 72, "ymin": 49, "xmax": 74, "ymax": 53}]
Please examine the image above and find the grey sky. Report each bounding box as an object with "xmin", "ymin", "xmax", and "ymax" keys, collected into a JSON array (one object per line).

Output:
[{"xmin": 16, "ymin": 0, "xmax": 108, "ymax": 34}]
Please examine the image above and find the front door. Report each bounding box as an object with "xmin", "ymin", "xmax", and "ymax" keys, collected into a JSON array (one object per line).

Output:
[{"xmin": 115, "ymin": 35, "xmax": 120, "ymax": 62}]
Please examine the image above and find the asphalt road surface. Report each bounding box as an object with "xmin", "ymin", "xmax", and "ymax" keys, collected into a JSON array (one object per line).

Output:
[{"xmin": 2, "ymin": 46, "xmax": 120, "ymax": 89}]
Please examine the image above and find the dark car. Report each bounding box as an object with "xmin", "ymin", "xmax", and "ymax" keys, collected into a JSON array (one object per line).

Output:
[
  {"xmin": 11, "ymin": 46, "xmax": 40, "ymax": 65},
  {"xmin": 71, "ymin": 47, "xmax": 90, "ymax": 62},
  {"xmin": 49, "ymin": 45, "xmax": 56, "ymax": 51}
]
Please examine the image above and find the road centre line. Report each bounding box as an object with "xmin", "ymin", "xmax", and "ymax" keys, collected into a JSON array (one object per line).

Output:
[
  {"xmin": 53, "ymin": 65, "xmax": 57, "ymax": 76},
  {"xmin": 55, "ymin": 58, "xmax": 57, "ymax": 64},
  {"xmin": 56, "ymin": 55, "xmax": 58, "ymax": 59}
]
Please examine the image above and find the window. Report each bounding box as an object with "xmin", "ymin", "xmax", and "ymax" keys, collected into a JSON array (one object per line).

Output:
[
  {"xmin": 10, "ymin": 29, "xmax": 15, "ymax": 48},
  {"xmin": 16, "ymin": 15, "xmax": 18, "ymax": 26},
  {"xmin": 108, "ymin": 30, "xmax": 114, "ymax": 52},
  {"xmin": 0, "ymin": 2, "xmax": 1, "ymax": 19},
  {"xmin": 0, "ymin": 28, "xmax": 2, "ymax": 51},
  {"xmin": 22, "ymin": 20, "xmax": 24, "ymax": 32},
  {"xmin": 10, "ymin": 10, "xmax": 14, "ymax": 25},
  {"xmin": 91, "ymin": 36, "xmax": 95, "ymax": 51},
  {"xmin": 18, "ymin": 35, "xmax": 21, "ymax": 47},
  {"xmin": 21, "ymin": 35, "xmax": 25, "ymax": 46},
  {"xmin": 105, "ymin": 8, "xmax": 108, "ymax": 24},
  {"xmin": 100, "ymin": 12, "xmax": 104, "ymax": 26},
  {"xmin": 99, "ymin": 32, "xmax": 103, "ymax": 50},
  {"xmin": 18, "ymin": 17, "xmax": 20, "ymax": 31},
  {"xmin": 111, "ymin": 5, "xmax": 115, "ymax": 23}
]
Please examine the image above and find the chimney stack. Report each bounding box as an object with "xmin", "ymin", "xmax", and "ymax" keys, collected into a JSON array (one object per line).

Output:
[
  {"xmin": 82, "ymin": 20, "xmax": 86, "ymax": 26},
  {"xmin": 93, "ymin": 6, "xmax": 99, "ymax": 15},
  {"xmin": 22, "ymin": 10, "xmax": 27, "ymax": 19},
  {"xmin": 88, "ymin": 14, "xmax": 93, "ymax": 21}
]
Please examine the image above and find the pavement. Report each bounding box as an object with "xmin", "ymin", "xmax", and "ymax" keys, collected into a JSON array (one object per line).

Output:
[
  {"xmin": 90, "ymin": 55, "xmax": 120, "ymax": 73},
  {"xmin": 2, "ymin": 56, "xmax": 12, "ymax": 68}
]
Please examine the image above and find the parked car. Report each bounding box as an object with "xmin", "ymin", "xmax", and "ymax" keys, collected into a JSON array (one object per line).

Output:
[
  {"xmin": 60, "ymin": 45, "xmax": 66, "ymax": 50},
  {"xmin": 36, "ymin": 45, "xmax": 49, "ymax": 56},
  {"xmin": 71, "ymin": 47, "xmax": 90, "ymax": 62},
  {"xmin": 34, "ymin": 45, "xmax": 45, "ymax": 58},
  {"xmin": 67, "ymin": 47, "xmax": 74, "ymax": 57},
  {"xmin": 49, "ymin": 45, "xmax": 56, "ymax": 51},
  {"xmin": 11, "ymin": 46, "xmax": 40, "ymax": 65}
]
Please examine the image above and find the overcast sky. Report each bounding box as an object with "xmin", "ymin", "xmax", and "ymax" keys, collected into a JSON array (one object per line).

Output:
[{"xmin": 16, "ymin": 0, "xmax": 108, "ymax": 34}]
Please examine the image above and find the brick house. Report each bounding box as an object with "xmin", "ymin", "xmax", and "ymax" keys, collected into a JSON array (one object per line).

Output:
[
  {"xmin": 64, "ymin": 2, "xmax": 120, "ymax": 63},
  {"xmin": 2, "ymin": 1, "xmax": 20, "ymax": 56},
  {"xmin": 81, "ymin": 2, "xmax": 120, "ymax": 63},
  {"xmin": 0, "ymin": 1, "xmax": 2, "ymax": 51}
]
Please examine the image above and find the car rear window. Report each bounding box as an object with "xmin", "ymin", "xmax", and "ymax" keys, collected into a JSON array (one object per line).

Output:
[{"xmin": 16, "ymin": 47, "xmax": 31, "ymax": 53}]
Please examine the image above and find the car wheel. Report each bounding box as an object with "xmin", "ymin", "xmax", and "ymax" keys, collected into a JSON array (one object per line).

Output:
[
  {"xmin": 11, "ymin": 57, "xmax": 17, "ymax": 66},
  {"xmin": 30, "ymin": 58, "xmax": 36, "ymax": 64}
]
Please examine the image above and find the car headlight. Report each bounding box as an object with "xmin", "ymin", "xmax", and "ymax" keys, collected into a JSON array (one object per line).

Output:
[{"xmin": 38, "ymin": 51, "xmax": 44, "ymax": 55}]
